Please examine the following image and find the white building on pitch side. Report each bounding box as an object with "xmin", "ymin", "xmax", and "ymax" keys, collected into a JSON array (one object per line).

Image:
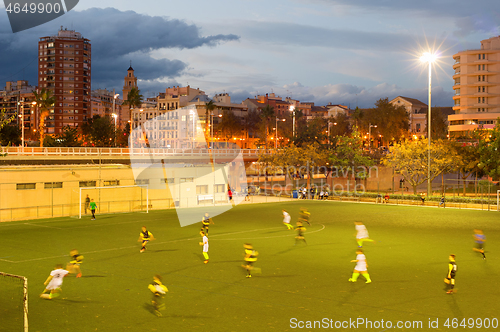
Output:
[{"xmin": 449, "ymin": 35, "xmax": 500, "ymax": 137}]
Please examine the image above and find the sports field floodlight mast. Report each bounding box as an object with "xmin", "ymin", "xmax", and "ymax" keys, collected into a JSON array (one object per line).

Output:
[
  {"xmin": 368, "ymin": 123, "xmax": 377, "ymax": 153},
  {"xmin": 112, "ymin": 113, "xmax": 118, "ymax": 147},
  {"xmin": 289, "ymin": 105, "xmax": 295, "ymax": 138},
  {"xmin": 275, "ymin": 117, "xmax": 285, "ymax": 149},
  {"xmin": 420, "ymin": 51, "xmax": 438, "ymax": 197}
]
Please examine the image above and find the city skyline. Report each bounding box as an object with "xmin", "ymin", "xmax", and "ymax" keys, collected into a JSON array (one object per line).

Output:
[{"xmin": 1, "ymin": 1, "xmax": 499, "ymax": 108}]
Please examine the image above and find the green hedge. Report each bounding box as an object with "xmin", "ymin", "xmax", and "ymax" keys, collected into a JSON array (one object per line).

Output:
[{"xmin": 329, "ymin": 191, "xmax": 497, "ymax": 205}]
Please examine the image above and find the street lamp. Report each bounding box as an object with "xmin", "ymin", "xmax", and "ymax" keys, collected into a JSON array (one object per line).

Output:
[
  {"xmin": 368, "ymin": 123, "xmax": 377, "ymax": 153},
  {"xmin": 275, "ymin": 117, "xmax": 285, "ymax": 149},
  {"xmin": 327, "ymin": 121, "xmax": 337, "ymax": 145},
  {"xmin": 112, "ymin": 113, "xmax": 118, "ymax": 147},
  {"xmin": 112, "ymin": 91, "xmax": 119, "ymax": 124},
  {"xmin": 289, "ymin": 105, "xmax": 295, "ymax": 139},
  {"xmin": 17, "ymin": 97, "xmax": 24, "ymax": 150},
  {"xmin": 420, "ymin": 51, "xmax": 438, "ymax": 197}
]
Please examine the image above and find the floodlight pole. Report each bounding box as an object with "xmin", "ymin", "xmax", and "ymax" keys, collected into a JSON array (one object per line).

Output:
[
  {"xmin": 427, "ymin": 60, "xmax": 432, "ymax": 197},
  {"xmin": 368, "ymin": 123, "xmax": 377, "ymax": 153}
]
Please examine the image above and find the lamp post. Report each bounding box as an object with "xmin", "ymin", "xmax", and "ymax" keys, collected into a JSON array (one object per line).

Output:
[
  {"xmin": 420, "ymin": 52, "xmax": 437, "ymax": 197},
  {"xmin": 368, "ymin": 123, "xmax": 377, "ymax": 153},
  {"xmin": 112, "ymin": 113, "xmax": 117, "ymax": 147},
  {"xmin": 17, "ymin": 97, "xmax": 24, "ymax": 150},
  {"xmin": 327, "ymin": 121, "xmax": 337, "ymax": 145},
  {"xmin": 289, "ymin": 105, "xmax": 295, "ymax": 139},
  {"xmin": 275, "ymin": 117, "xmax": 285, "ymax": 149},
  {"xmin": 210, "ymin": 111, "xmax": 214, "ymax": 149}
]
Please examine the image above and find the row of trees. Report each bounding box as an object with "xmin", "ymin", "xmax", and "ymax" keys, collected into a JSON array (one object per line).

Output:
[
  {"xmin": 258, "ymin": 123, "xmax": 500, "ymax": 194},
  {"xmin": 212, "ymin": 97, "xmax": 448, "ymax": 150}
]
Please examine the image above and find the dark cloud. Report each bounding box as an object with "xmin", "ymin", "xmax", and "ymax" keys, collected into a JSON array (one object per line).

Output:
[{"xmin": 0, "ymin": 8, "xmax": 239, "ymax": 93}]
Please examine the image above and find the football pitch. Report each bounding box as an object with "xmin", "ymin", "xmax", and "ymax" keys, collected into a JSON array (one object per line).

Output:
[{"xmin": 1, "ymin": 201, "xmax": 499, "ymax": 332}]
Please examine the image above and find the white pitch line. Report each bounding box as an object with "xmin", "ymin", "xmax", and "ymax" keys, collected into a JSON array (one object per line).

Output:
[
  {"xmin": 0, "ymin": 258, "xmax": 15, "ymax": 263},
  {"xmin": 3, "ymin": 225, "xmax": 285, "ymax": 263},
  {"xmin": 214, "ymin": 223, "xmax": 326, "ymax": 240},
  {"xmin": 24, "ymin": 223, "xmax": 62, "ymax": 229}
]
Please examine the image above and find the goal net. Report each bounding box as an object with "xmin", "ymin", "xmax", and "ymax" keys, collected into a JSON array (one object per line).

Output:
[
  {"xmin": 497, "ymin": 190, "xmax": 500, "ymax": 212},
  {"xmin": 79, "ymin": 185, "xmax": 149, "ymax": 219},
  {"xmin": 0, "ymin": 272, "xmax": 28, "ymax": 332}
]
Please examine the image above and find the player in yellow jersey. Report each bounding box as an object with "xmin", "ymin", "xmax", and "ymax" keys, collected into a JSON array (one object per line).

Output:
[
  {"xmin": 200, "ymin": 212, "xmax": 214, "ymax": 235},
  {"xmin": 66, "ymin": 249, "xmax": 84, "ymax": 278},
  {"xmin": 138, "ymin": 226, "xmax": 155, "ymax": 253},
  {"xmin": 299, "ymin": 207, "xmax": 311, "ymax": 226},
  {"xmin": 295, "ymin": 220, "xmax": 307, "ymax": 245},
  {"xmin": 444, "ymin": 254, "xmax": 457, "ymax": 294},
  {"xmin": 242, "ymin": 243, "xmax": 258, "ymax": 278},
  {"xmin": 148, "ymin": 275, "xmax": 168, "ymax": 316}
]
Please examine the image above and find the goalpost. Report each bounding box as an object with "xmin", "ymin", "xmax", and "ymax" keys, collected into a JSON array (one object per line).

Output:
[
  {"xmin": 79, "ymin": 185, "xmax": 149, "ymax": 219},
  {"xmin": 0, "ymin": 272, "xmax": 28, "ymax": 332}
]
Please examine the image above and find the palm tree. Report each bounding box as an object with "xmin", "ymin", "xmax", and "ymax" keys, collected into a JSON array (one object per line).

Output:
[
  {"xmin": 205, "ymin": 100, "xmax": 216, "ymax": 145},
  {"xmin": 260, "ymin": 104, "xmax": 275, "ymax": 150},
  {"xmin": 123, "ymin": 88, "xmax": 143, "ymax": 132},
  {"xmin": 33, "ymin": 88, "xmax": 55, "ymax": 147}
]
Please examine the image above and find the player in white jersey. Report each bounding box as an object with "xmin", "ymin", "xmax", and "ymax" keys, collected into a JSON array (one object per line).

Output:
[
  {"xmin": 349, "ymin": 249, "xmax": 371, "ymax": 283},
  {"xmin": 282, "ymin": 209, "xmax": 293, "ymax": 230},
  {"xmin": 199, "ymin": 231, "xmax": 209, "ymax": 263},
  {"xmin": 40, "ymin": 264, "xmax": 69, "ymax": 299},
  {"xmin": 355, "ymin": 221, "xmax": 375, "ymax": 247}
]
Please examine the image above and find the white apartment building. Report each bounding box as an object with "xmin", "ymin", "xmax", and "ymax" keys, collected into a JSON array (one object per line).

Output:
[{"xmin": 449, "ymin": 35, "xmax": 500, "ymax": 137}]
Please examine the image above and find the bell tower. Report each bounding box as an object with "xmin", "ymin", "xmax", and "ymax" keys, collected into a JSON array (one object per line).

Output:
[{"xmin": 123, "ymin": 63, "xmax": 138, "ymax": 102}]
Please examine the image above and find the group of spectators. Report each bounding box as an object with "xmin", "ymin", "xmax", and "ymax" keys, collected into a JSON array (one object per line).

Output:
[{"xmin": 298, "ymin": 187, "xmax": 329, "ymax": 200}]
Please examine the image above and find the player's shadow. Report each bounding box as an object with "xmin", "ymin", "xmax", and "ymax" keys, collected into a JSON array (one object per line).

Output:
[
  {"xmin": 446, "ymin": 293, "xmax": 463, "ymax": 318},
  {"xmin": 336, "ymin": 284, "xmax": 361, "ymax": 307},
  {"xmin": 150, "ymin": 249, "xmax": 179, "ymax": 253},
  {"xmin": 79, "ymin": 275, "xmax": 106, "ymax": 278},
  {"xmin": 265, "ymin": 230, "xmax": 287, "ymax": 234},
  {"xmin": 274, "ymin": 247, "xmax": 296, "ymax": 255}
]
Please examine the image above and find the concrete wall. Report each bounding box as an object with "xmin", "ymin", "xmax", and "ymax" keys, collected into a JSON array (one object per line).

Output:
[{"xmin": 0, "ymin": 164, "xmax": 233, "ymax": 221}]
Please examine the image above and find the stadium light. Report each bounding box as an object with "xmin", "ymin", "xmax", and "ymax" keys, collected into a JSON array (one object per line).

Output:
[
  {"xmin": 289, "ymin": 105, "xmax": 295, "ymax": 138},
  {"xmin": 420, "ymin": 51, "xmax": 438, "ymax": 197}
]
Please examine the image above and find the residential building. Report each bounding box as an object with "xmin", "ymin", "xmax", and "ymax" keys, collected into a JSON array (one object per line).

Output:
[
  {"xmin": 0, "ymin": 80, "xmax": 37, "ymax": 141},
  {"xmin": 390, "ymin": 96, "xmax": 428, "ymax": 136},
  {"xmin": 326, "ymin": 104, "xmax": 350, "ymax": 118},
  {"xmin": 449, "ymin": 35, "xmax": 500, "ymax": 137},
  {"xmin": 157, "ymin": 85, "xmax": 205, "ymax": 111},
  {"xmin": 90, "ymin": 89, "xmax": 123, "ymax": 128},
  {"xmin": 38, "ymin": 27, "xmax": 91, "ymax": 134}
]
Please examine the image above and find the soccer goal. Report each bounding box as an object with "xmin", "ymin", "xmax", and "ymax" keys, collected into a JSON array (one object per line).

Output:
[
  {"xmin": 0, "ymin": 272, "xmax": 28, "ymax": 332},
  {"xmin": 79, "ymin": 185, "xmax": 149, "ymax": 219},
  {"xmin": 497, "ymin": 190, "xmax": 500, "ymax": 212}
]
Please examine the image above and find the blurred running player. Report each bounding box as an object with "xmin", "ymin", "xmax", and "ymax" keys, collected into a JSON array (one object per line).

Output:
[
  {"xmin": 354, "ymin": 221, "xmax": 374, "ymax": 248},
  {"xmin": 349, "ymin": 249, "xmax": 371, "ymax": 284},
  {"xmin": 444, "ymin": 254, "xmax": 457, "ymax": 294},
  {"xmin": 40, "ymin": 264, "xmax": 69, "ymax": 299},
  {"xmin": 299, "ymin": 207, "xmax": 311, "ymax": 226},
  {"xmin": 66, "ymin": 249, "xmax": 84, "ymax": 278},
  {"xmin": 200, "ymin": 212, "xmax": 214, "ymax": 235},
  {"xmin": 473, "ymin": 229, "xmax": 486, "ymax": 260},
  {"xmin": 282, "ymin": 209, "xmax": 293, "ymax": 230},
  {"xmin": 148, "ymin": 274, "xmax": 168, "ymax": 317},
  {"xmin": 138, "ymin": 226, "xmax": 155, "ymax": 253},
  {"xmin": 242, "ymin": 243, "xmax": 258, "ymax": 278}
]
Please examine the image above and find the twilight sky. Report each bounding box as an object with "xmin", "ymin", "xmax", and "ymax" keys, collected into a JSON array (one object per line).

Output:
[{"xmin": 1, "ymin": 0, "xmax": 499, "ymax": 107}]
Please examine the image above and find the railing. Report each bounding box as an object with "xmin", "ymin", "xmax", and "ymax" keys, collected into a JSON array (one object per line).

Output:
[{"xmin": 0, "ymin": 147, "xmax": 263, "ymax": 158}]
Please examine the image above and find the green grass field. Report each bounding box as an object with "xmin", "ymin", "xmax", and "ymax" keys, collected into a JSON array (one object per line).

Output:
[{"xmin": 1, "ymin": 201, "xmax": 499, "ymax": 331}]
